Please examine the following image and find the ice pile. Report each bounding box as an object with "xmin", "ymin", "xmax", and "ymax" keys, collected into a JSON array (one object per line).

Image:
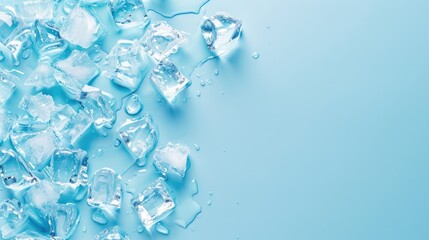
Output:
[{"xmin": 0, "ymin": 0, "xmax": 242, "ymax": 239}]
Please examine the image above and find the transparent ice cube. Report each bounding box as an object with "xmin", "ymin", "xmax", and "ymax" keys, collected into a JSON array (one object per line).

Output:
[
  {"xmin": 47, "ymin": 203, "xmax": 80, "ymax": 239},
  {"xmin": 49, "ymin": 148, "xmax": 88, "ymax": 189},
  {"xmin": 149, "ymin": 58, "xmax": 191, "ymax": 103},
  {"xmin": 0, "ymin": 199, "xmax": 28, "ymax": 239},
  {"xmin": 49, "ymin": 104, "xmax": 76, "ymax": 135},
  {"xmin": 17, "ymin": 0, "xmax": 54, "ymax": 21},
  {"xmin": 0, "ymin": 148, "xmax": 37, "ymax": 191},
  {"xmin": 5, "ymin": 26, "xmax": 33, "ymax": 66},
  {"xmin": 0, "ymin": 7, "xmax": 21, "ymax": 42},
  {"xmin": 153, "ymin": 143, "xmax": 190, "ymax": 178},
  {"xmin": 117, "ymin": 114, "xmax": 158, "ymax": 166},
  {"xmin": 78, "ymin": 85, "xmax": 116, "ymax": 129},
  {"xmin": 140, "ymin": 21, "xmax": 185, "ymax": 62},
  {"xmin": 82, "ymin": 0, "xmax": 109, "ymax": 6},
  {"xmin": 24, "ymin": 180, "xmax": 61, "ymax": 209},
  {"xmin": 15, "ymin": 231, "xmax": 50, "ymax": 240},
  {"xmin": 131, "ymin": 178, "xmax": 175, "ymax": 228},
  {"xmin": 0, "ymin": 70, "xmax": 17, "ymax": 106},
  {"xmin": 34, "ymin": 20, "xmax": 68, "ymax": 56},
  {"xmin": 95, "ymin": 226, "xmax": 129, "ymax": 240},
  {"xmin": 109, "ymin": 0, "xmax": 150, "ymax": 29},
  {"xmin": 18, "ymin": 92, "xmax": 56, "ymax": 122},
  {"xmin": 60, "ymin": 109, "xmax": 93, "ymax": 145},
  {"xmin": 0, "ymin": 109, "xmax": 17, "ymax": 143},
  {"xmin": 87, "ymin": 168, "xmax": 122, "ymax": 210},
  {"xmin": 24, "ymin": 57, "xmax": 57, "ymax": 89},
  {"xmin": 104, "ymin": 40, "xmax": 150, "ymax": 90},
  {"xmin": 59, "ymin": 6, "xmax": 104, "ymax": 48}
]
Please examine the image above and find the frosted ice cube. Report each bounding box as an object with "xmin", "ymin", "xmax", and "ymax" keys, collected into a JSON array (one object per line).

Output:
[
  {"xmin": 95, "ymin": 226, "xmax": 129, "ymax": 240},
  {"xmin": 87, "ymin": 168, "xmax": 122, "ymax": 210},
  {"xmin": 78, "ymin": 85, "xmax": 116, "ymax": 129},
  {"xmin": 0, "ymin": 70, "xmax": 17, "ymax": 106},
  {"xmin": 140, "ymin": 22, "xmax": 185, "ymax": 62},
  {"xmin": 10, "ymin": 116, "xmax": 61, "ymax": 171},
  {"xmin": 47, "ymin": 203, "xmax": 80, "ymax": 239},
  {"xmin": 0, "ymin": 7, "xmax": 21, "ymax": 42},
  {"xmin": 104, "ymin": 40, "xmax": 150, "ymax": 90},
  {"xmin": 50, "ymin": 148, "xmax": 88, "ymax": 189},
  {"xmin": 18, "ymin": 93, "xmax": 56, "ymax": 122},
  {"xmin": 153, "ymin": 143, "xmax": 190, "ymax": 178},
  {"xmin": 0, "ymin": 199, "xmax": 28, "ymax": 239},
  {"xmin": 53, "ymin": 50, "xmax": 100, "ymax": 86},
  {"xmin": 131, "ymin": 178, "xmax": 175, "ymax": 228},
  {"xmin": 24, "ymin": 180, "xmax": 61, "ymax": 209},
  {"xmin": 109, "ymin": 0, "xmax": 149, "ymax": 29},
  {"xmin": 17, "ymin": 0, "xmax": 54, "ymax": 21},
  {"xmin": 149, "ymin": 58, "xmax": 191, "ymax": 103},
  {"xmin": 0, "ymin": 109, "xmax": 17, "ymax": 143},
  {"xmin": 0, "ymin": 148, "xmax": 37, "ymax": 191},
  {"xmin": 59, "ymin": 6, "xmax": 104, "ymax": 48},
  {"xmin": 117, "ymin": 114, "xmax": 158, "ymax": 166},
  {"xmin": 201, "ymin": 13, "xmax": 243, "ymax": 56},
  {"xmin": 34, "ymin": 20, "xmax": 68, "ymax": 56},
  {"xmin": 15, "ymin": 231, "xmax": 50, "ymax": 240},
  {"xmin": 24, "ymin": 57, "xmax": 57, "ymax": 89}
]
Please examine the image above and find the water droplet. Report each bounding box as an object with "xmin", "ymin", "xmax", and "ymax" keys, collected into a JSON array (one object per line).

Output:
[
  {"xmin": 207, "ymin": 200, "xmax": 212, "ymax": 206},
  {"xmin": 267, "ymin": 24, "xmax": 271, "ymax": 29},
  {"xmin": 196, "ymin": 91, "xmax": 201, "ymax": 97},
  {"xmin": 206, "ymin": 79, "xmax": 213, "ymax": 85},
  {"xmin": 82, "ymin": 226, "xmax": 86, "ymax": 233},
  {"xmin": 200, "ymin": 80, "xmax": 206, "ymax": 86},
  {"xmin": 194, "ymin": 144, "xmax": 200, "ymax": 151},
  {"xmin": 209, "ymin": 191, "xmax": 213, "ymax": 196},
  {"xmin": 125, "ymin": 94, "xmax": 143, "ymax": 115},
  {"xmin": 252, "ymin": 52, "xmax": 260, "ymax": 59},
  {"xmin": 156, "ymin": 222, "xmax": 169, "ymax": 235},
  {"xmin": 214, "ymin": 69, "xmax": 219, "ymax": 75},
  {"xmin": 137, "ymin": 224, "xmax": 145, "ymax": 233},
  {"xmin": 114, "ymin": 139, "xmax": 121, "ymax": 147},
  {"xmin": 97, "ymin": 148, "xmax": 103, "ymax": 156}
]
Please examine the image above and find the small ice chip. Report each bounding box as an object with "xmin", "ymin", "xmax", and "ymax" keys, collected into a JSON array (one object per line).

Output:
[
  {"xmin": 153, "ymin": 143, "xmax": 190, "ymax": 178},
  {"xmin": 0, "ymin": 109, "xmax": 17, "ymax": 143},
  {"xmin": 140, "ymin": 21, "xmax": 185, "ymax": 62},
  {"xmin": 149, "ymin": 58, "xmax": 191, "ymax": 104},
  {"xmin": 0, "ymin": 199, "xmax": 28, "ymax": 239},
  {"xmin": 18, "ymin": 93, "xmax": 56, "ymax": 122},
  {"xmin": 95, "ymin": 225, "xmax": 129, "ymax": 240},
  {"xmin": 47, "ymin": 203, "xmax": 80, "ymax": 239},
  {"xmin": 0, "ymin": 148, "xmax": 37, "ymax": 191},
  {"xmin": 87, "ymin": 168, "xmax": 122, "ymax": 210},
  {"xmin": 131, "ymin": 178, "xmax": 175, "ymax": 228},
  {"xmin": 0, "ymin": 70, "xmax": 17, "ymax": 106},
  {"xmin": 109, "ymin": 0, "xmax": 150, "ymax": 29},
  {"xmin": 201, "ymin": 13, "xmax": 243, "ymax": 56}
]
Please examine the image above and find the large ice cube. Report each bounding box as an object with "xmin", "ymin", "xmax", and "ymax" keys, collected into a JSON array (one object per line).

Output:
[
  {"xmin": 0, "ymin": 109, "xmax": 17, "ymax": 143},
  {"xmin": 78, "ymin": 85, "xmax": 116, "ymax": 129},
  {"xmin": 201, "ymin": 13, "xmax": 243, "ymax": 56},
  {"xmin": 109, "ymin": 0, "xmax": 150, "ymax": 29},
  {"xmin": 0, "ymin": 199, "xmax": 28, "ymax": 239},
  {"xmin": 24, "ymin": 180, "xmax": 61, "ymax": 209},
  {"xmin": 140, "ymin": 22, "xmax": 185, "ymax": 62},
  {"xmin": 47, "ymin": 203, "xmax": 80, "ymax": 239},
  {"xmin": 0, "ymin": 70, "xmax": 17, "ymax": 106},
  {"xmin": 131, "ymin": 178, "xmax": 175, "ymax": 228},
  {"xmin": 49, "ymin": 148, "xmax": 88, "ymax": 189},
  {"xmin": 153, "ymin": 143, "xmax": 190, "ymax": 178},
  {"xmin": 17, "ymin": 0, "xmax": 54, "ymax": 21},
  {"xmin": 24, "ymin": 57, "xmax": 57, "ymax": 89},
  {"xmin": 149, "ymin": 58, "xmax": 191, "ymax": 103},
  {"xmin": 34, "ymin": 20, "xmax": 68, "ymax": 56},
  {"xmin": 104, "ymin": 40, "xmax": 150, "ymax": 90},
  {"xmin": 59, "ymin": 6, "xmax": 104, "ymax": 48},
  {"xmin": 0, "ymin": 148, "xmax": 37, "ymax": 191},
  {"xmin": 95, "ymin": 226, "xmax": 129, "ymax": 240},
  {"xmin": 15, "ymin": 231, "xmax": 50, "ymax": 240},
  {"xmin": 18, "ymin": 93, "xmax": 56, "ymax": 123},
  {"xmin": 117, "ymin": 114, "xmax": 158, "ymax": 166},
  {"xmin": 87, "ymin": 168, "xmax": 122, "ymax": 210}
]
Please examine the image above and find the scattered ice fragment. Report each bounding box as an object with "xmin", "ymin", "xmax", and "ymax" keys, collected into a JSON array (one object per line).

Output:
[
  {"xmin": 155, "ymin": 222, "xmax": 169, "ymax": 235},
  {"xmin": 104, "ymin": 40, "xmax": 150, "ymax": 90},
  {"xmin": 15, "ymin": 231, "xmax": 50, "ymax": 240},
  {"xmin": 153, "ymin": 143, "xmax": 190, "ymax": 178},
  {"xmin": 60, "ymin": 6, "xmax": 104, "ymax": 48},
  {"xmin": 201, "ymin": 13, "xmax": 243, "ymax": 56},
  {"xmin": 0, "ymin": 70, "xmax": 17, "ymax": 106},
  {"xmin": 24, "ymin": 180, "xmax": 61, "ymax": 209},
  {"xmin": 17, "ymin": 0, "xmax": 54, "ymax": 21},
  {"xmin": 125, "ymin": 94, "xmax": 143, "ymax": 115},
  {"xmin": 117, "ymin": 114, "xmax": 158, "ymax": 166},
  {"xmin": 49, "ymin": 148, "xmax": 88, "ymax": 189},
  {"xmin": 149, "ymin": 58, "xmax": 191, "ymax": 104},
  {"xmin": 34, "ymin": 20, "xmax": 68, "ymax": 56},
  {"xmin": 5, "ymin": 26, "xmax": 33, "ymax": 66},
  {"xmin": 47, "ymin": 203, "xmax": 80, "ymax": 239},
  {"xmin": 0, "ymin": 109, "xmax": 17, "ymax": 143},
  {"xmin": 78, "ymin": 85, "xmax": 116, "ymax": 129},
  {"xmin": 18, "ymin": 93, "xmax": 56, "ymax": 122},
  {"xmin": 0, "ymin": 7, "xmax": 21, "ymax": 42},
  {"xmin": 87, "ymin": 168, "xmax": 122, "ymax": 211},
  {"xmin": 0, "ymin": 148, "xmax": 37, "ymax": 191},
  {"xmin": 140, "ymin": 22, "xmax": 185, "ymax": 62},
  {"xmin": 25, "ymin": 57, "xmax": 57, "ymax": 89},
  {"xmin": 131, "ymin": 178, "xmax": 175, "ymax": 228},
  {"xmin": 109, "ymin": 0, "xmax": 150, "ymax": 29},
  {"xmin": 0, "ymin": 199, "xmax": 28, "ymax": 239},
  {"xmin": 95, "ymin": 225, "xmax": 129, "ymax": 240}
]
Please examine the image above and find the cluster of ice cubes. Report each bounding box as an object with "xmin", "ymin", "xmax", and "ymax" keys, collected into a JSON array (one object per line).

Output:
[{"xmin": 0, "ymin": 0, "xmax": 242, "ymax": 239}]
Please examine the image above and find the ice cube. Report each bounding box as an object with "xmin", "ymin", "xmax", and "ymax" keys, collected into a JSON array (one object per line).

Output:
[
  {"xmin": 18, "ymin": 93, "xmax": 56, "ymax": 122},
  {"xmin": 53, "ymin": 50, "xmax": 100, "ymax": 86},
  {"xmin": 0, "ymin": 7, "xmax": 21, "ymax": 42},
  {"xmin": 49, "ymin": 104, "xmax": 76, "ymax": 135},
  {"xmin": 117, "ymin": 114, "xmax": 158, "ymax": 166},
  {"xmin": 60, "ymin": 109, "xmax": 93, "ymax": 145},
  {"xmin": 15, "ymin": 231, "xmax": 50, "ymax": 240},
  {"xmin": 0, "ymin": 199, "xmax": 28, "ymax": 239},
  {"xmin": 0, "ymin": 70, "xmax": 17, "ymax": 106},
  {"xmin": 24, "ymin": 57, "xmax": 57, "ymax": 89},
  {"xmin": 104, "ymin": 40, "xmax": 150, "ymax": 90},
  {"xmin": 87, "ymin": 168, "xmax": 122, "ymax": 210},
  {"xmin": 10, "ymin": 116, "xmax": 61, "ymax": 171},
  {"xmin": 201, "ymin": 13, "xmax": 243, "ymax": 56},
  {"xmin": 78, "ymin": 85, "xmax": 116, "ymax": 129},
  {"xmin": 49, "ymin": 148, "xmax": 88, "ymax": 189},
  {"xmin": 82, "ymin": 0, "xmax": 109, "ymax": 6},
  {"xmin": 0, "ymin": 148, "xmax": 37, "ymax": 191},
  {"xmin": 140, "ymin": 22, "xmax": 185, "ymax": 62},
  {"xmin": 24, "ymin": 180, "xmax": 61, "ymax": 209},
  {"xmin": 153, "ymin": 143, "xmax": 190, "ymax": 178},
  {"xmin": 149, "ymin": 58, "xmax": 191, "ymax": 103},
  {"xmin": 47, "ymin": 203, "xmax": 80, "ymax": 239},
  {"xmin": 131, "ymin": 178, "xmax": 175, "ymax": 228},
  {"xmin": 34, "ymin": 20, "xmax": 68, "ymax": 56},
  {"xmin": 59, "ymin": 6, "xmax": 104, "ymax": 48},
  {"xmin": 95, "ymin": 226, "xmax": 129, "ymax": 240},
  {"xmin": 0, "ymin": 109, "xmax": 17, "ymax": 143},
  {"xmin": 17, "ymin": 0, "xmax": 54, "ymax": 21},
  {"xmin": 109, "ymin": 0, "xmax": 150, "ymax": 29},
  {"xmin": 5, "ymin": 26, "xmax": 33, "ymax": 66}
]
